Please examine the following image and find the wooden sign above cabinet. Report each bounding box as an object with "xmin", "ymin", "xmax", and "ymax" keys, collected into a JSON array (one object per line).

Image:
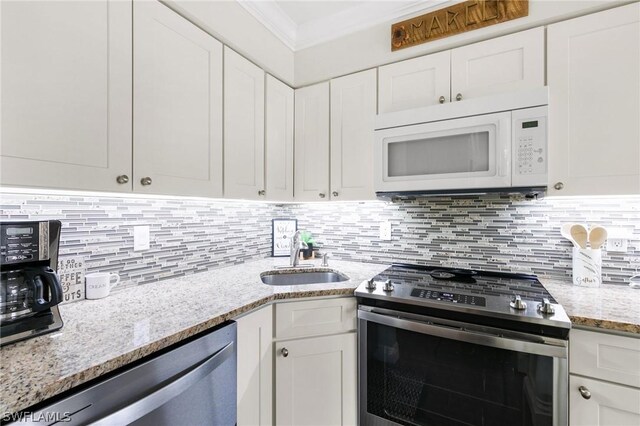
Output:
[{"xmin": 391, "ymin": 0, "xmax": 529, "ymax": 51}]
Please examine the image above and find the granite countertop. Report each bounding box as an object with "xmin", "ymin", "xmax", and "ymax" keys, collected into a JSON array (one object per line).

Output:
[
  {"xmin": 542, "ymin": 278, "xmax": 640, "ymax": 335},
  {"xmin": 2, "ymin": 259, "xmax": 639, "ymax": 415},
  {"xmin": 0, "ymin": 258, "xmax": 388, "ymax": 415}
]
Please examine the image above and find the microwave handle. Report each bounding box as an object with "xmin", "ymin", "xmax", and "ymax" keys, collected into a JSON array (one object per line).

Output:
[
  {"xmin": 26, "ymin": 267, "xmax": 63, "ymax": 311},
  {"xmin": 498, "ymin": 146, "xmax": 509, "ymax": 177}
]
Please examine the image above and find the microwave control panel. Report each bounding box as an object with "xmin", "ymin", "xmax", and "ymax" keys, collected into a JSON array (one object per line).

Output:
[{"xmin": 512, "ymin": 106, "xmax": 547, "ymax": 186}]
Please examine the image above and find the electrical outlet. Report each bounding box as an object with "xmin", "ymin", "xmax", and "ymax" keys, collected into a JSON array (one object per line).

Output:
[
  {"xmin": 606, "ymin": 238, "xmax": 628, "ymax": 252},
  {"xmin": 134, "ymin": 226, "xmax": 150, "ymax": 251},
  {"xmin": 379, "ymin": 222, "xmax": 392, "ymax": 241}
]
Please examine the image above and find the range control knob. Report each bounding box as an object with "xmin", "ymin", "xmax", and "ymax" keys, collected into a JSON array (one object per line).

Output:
[
  {"xmin": 510, "ymin": 295, "xmax": 527, "ymax": 310},
  {"xmin": 366, "ymin": 279, "xmax": 376, "ymax": 290},
  {"xmin": 383, "ymin": 280, "xmax": 394, "ymax": 292},
  {"xmin": 537, "ymin": 298, "xmax": 555, "ymax": 315}
]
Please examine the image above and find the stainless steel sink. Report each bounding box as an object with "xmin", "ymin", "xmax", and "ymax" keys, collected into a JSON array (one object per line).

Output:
[{"xmin": 260, "ymin": 270, "xmax": 349, "ymax": 286}]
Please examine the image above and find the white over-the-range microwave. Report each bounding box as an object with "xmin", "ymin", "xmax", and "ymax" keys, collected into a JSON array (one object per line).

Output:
[{"xmin": 374, "ymin": 88, "xmax": 549, "ymax": 199}]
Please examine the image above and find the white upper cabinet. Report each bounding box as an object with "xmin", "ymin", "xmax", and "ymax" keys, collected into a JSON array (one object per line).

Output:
[
  {"xmin": 224, "ymin": 47, "xmax": 266, "ymax": 200},
  {"xmin": 378, "ymin": 51, "xmax": 451, "ymax": 113},
  {"xmin": 0, "ymin": 0, "xmax": 132, "ymax": 192},
  {"xmin": 330, "ymin": 70, "xmax": 377, "ymax": 200},
  {"xmin": 294, "ymin": 82, "xmax": 330, "ymax": 202},
  {"xmin": 547, "ymin": 3, "xmax": 640, "ymax": 196},
  {"xmin": 133, "ymin": 0, "xmax": 223, "ymax": 197},
  {"xmin": 265, "ymin": 75, "xmax": 294, "ymax": 201},
  {"xmin": 451, "ymin": 27, "xmax": 544, "ymax": 101}
]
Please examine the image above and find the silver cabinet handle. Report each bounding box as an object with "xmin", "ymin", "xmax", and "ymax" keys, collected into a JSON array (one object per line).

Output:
[
  {"xmin": 438, "ymin": 96, "xmax": 446, "ymax": 104},
  {"xmin": 578, "ymin": 386, "xmax": 591, "ymax": 400},
  {"xmin": 319, "ymin": 193, "xmax": 326, "ymax": 198},
  {"xmin": 455, "ymin": 93, "xmax": 463, "ymax": 101},
  {"xmin": 554, "ymin": 182, "xmax": 564, "ymax": 190},
  {"xmin": 281, "ymin": 347, "xmax": 289, "ymax": 357},
  {"xmin": 140, "ymin": 177, "xmax": 152, "ymax": 186},
  {"xmin": 92, "ymin": 342, "xmax": 234, "ymax": 425},
  {"xmin": 258, "ymin": 190, "xmax": 265, "ymax": 196},
  {"xmin": 116, "ymin": 175, "xmax": 129, "ymax": 184},
  {"xmin": 332, "ymin": 191, "xmax": 339, "ymax": 197}
]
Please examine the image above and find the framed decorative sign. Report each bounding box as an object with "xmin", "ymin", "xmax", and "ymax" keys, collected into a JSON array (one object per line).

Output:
[
  {"xmin": 391, "ymin": 0, "xmax": 528, "ymax": 51},
  {"xmin": 272, "ymin": 219, "xmax": 297, "ymax": 257},
  {"xmin": 57, "ymin": 256, "xmax": 86, "ymax": 304}
]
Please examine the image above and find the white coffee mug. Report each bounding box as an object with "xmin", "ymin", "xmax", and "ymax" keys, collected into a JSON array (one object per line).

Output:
[{"xmin": 85, "ymin": 272, "xmax": 120, "ymax": 299}]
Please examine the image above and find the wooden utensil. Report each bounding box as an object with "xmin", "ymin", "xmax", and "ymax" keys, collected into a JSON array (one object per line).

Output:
[
  {"xmin": 560, "ymin": 223, "xmax": 578, "ymax": 247},
  {"xmin": 570, "ymin": 224, "xmax": 589, "ymax": 249},
  {"xmin": 589, "ymin": 226, "xmax": 608, "ymax": 249}
]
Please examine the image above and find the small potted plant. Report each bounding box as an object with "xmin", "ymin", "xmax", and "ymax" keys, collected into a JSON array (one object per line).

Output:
[{"xmin": 300, "ymin": 231, "xmax": 316, "ymax": 259}]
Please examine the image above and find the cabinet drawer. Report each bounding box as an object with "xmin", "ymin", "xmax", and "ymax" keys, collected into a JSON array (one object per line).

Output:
[
  {"xmin": 570, "ymin": 375, "xmax": 640, "ymax": 426},
  {"xmin": 570, "ymin": 329, "xmax": 640, "ymax": 388},
  {"xmin": 275, "ymin": 297, "xmax": 356, "ymax": 339}
]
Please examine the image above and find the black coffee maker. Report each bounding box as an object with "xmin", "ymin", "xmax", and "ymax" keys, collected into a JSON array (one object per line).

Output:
[{"xmin": 1, "ymin": 220, "xmax": 64, "ymax": 346}]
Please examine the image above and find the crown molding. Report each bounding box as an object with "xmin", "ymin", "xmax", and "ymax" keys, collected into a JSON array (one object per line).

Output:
[
  {"xmin": 237, "ymin": 0, "xmax": 451, "ymax": 52},
  {"xmin": 239, "ymin": 1, "xmax": 298, "ymax": 50}
]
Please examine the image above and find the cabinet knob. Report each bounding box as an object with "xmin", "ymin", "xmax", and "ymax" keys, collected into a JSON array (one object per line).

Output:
[
  {"xmin": 455, "ymin": 93, "xmax": 463, "ymax": 101},
  {"xmin": 140, "ymin": 177, "xmax": 152, "ymax": 186},
  {"xmin": 319, "ymin": 193, "xmax": 326, "ymax": 198},
  {"xmin": 116, "ymin": 175, "xmax": 129, "ymax": 184},
  {"xmin": 281, "ymin": 347, "xmax": 289, "ymax": 357},
  {"xmin": 438, "ymin": 96, "xmax": 446, "ymax": 104},
  {"xmin": 578, "ymin": 386, "xmax": 591, "ymax": 400},
  {"xmin": 554, "ymin": 182, "xmax": 564, "ymax": 190},
  {"xmin": 258, "ymin": 190, "xmax": 266, "ymax": 196},
  {"xmin": 332, "ymin": 191, "xmax": 339, "ymax": 197}
]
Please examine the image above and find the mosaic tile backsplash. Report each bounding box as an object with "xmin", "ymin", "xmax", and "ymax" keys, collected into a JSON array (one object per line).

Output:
[
  {"xmin": 279, "ymin": 196, "xmax": 640, "ymax": 285},
  {"xmin": 1, "ymin": 192, "xmax": 639, "ymax": 299},
  {"xmin": 0, "ymin": 192, "xmax": 277, "ymax": 293}
]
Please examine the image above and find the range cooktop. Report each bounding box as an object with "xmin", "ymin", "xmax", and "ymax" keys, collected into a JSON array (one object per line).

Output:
[{"xmin": 355, "ymin": 264, "xmax": 571, "ymax": 330}]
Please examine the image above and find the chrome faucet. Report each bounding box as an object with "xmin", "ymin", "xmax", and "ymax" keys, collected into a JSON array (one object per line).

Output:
[{"xmin": 290, "ymin": 230, "xmax": 308, "ymax": 267}]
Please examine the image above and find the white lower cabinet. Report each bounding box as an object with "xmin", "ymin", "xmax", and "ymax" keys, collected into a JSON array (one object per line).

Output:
[
  {"xmin": 237, "ymin": 305, "xmax": 273, "ymax": 426},
  {"xmin": 236, "ymin": 298, "xmax": 357, "ymax": 426},
  {"xmin": 275, "ymin": 333, "xmax": 357, "ymax": 426},
  {"xmin": 570, "ymin": 376, "xmax": 640, "ymax": 426},
  {"xmin": 569, "ymin": 329, "xmax": 640, "ymax": 426}
]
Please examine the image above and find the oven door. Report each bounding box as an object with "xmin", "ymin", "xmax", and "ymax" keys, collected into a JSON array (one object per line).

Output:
[
  {"xmin": 358, "ymin": 307, "xmax": 568, "ymax": 426},
  {"xmin": 374, "ymin": 112, "xmax": 512, "ymax": 192}
]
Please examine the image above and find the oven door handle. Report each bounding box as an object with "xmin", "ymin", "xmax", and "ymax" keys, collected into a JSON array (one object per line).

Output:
[{"xmin": 358, "ymin": 309, "xmax": 567, "ymax": 359}]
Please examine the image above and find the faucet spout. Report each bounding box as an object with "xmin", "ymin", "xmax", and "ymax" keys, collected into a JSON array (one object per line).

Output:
[{"xmin": 290, "ymin": 230, "xmax": 308, "ymax": 267}]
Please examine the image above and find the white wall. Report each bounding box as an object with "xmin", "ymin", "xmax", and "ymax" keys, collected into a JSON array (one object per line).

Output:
[
  {"xmin": 294, "ymin": 0, "xmax": 633, "ymax": 87},
  {"xmin": 163, "ymin": 0, "xmax": 294, "ymax": 85}
]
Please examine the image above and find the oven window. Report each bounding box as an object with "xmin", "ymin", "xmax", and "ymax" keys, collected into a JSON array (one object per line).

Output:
[
  {"xmin": 387, "ymin": 131, "xmax": 490, "ymax": 177},
  {"xmin": 366, "ymin": 322, "xmax": 553, "ymax": 426}
]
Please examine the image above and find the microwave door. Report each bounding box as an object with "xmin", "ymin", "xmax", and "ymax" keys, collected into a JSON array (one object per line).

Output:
[{"xmin": 375, "ymin": 112, "xmax": 512, "ymax": 193}]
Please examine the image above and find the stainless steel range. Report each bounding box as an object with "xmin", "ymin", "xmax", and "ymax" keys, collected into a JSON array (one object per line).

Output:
[{"xmin": 355, "ymin": 264, "xmax": 571, "ymax": 426}]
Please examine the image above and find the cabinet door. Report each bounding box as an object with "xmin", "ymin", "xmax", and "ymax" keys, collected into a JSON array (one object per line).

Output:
[
  {"xmin": 451, "ymin": 27, "xmax": 544, "ymax": 101},
  {"xmin": 237, "ymin": 305, "xmax": 273, "ymax": 426},
  {"xmin": 378, "ymin": 51, "xmax": 450, "ymax": 113},
  {"xmin": 265, "ymin": 75, "xmax": 294, "ymax": 201},
  {"xmin": 294, "ymin": 82, "xmax": 330, "ymax": 202},
  {"xmin": 548, "ymin": 4, "xmax": 640, "ymax": 196},
  {"xmin": 133, "ymin": 0, "xmax": 223, "ymax": 197},
  {"xmin": 224, "ymin": 47, "xmax": 265, "ymax": 200},
  {"xmin": 330, "ymin": 70, "xmax": 377, "ymax": 201},
  {"xmin": 570, "ymin": 376, "xmax": 640, "ymax": 426},
  {"xmin": 0, "ymin": 0, "xmax": 132, "ymax": 192},
  {"xmin": 275, "ymin": 333, "xmax": 356, "ymax": 426}
]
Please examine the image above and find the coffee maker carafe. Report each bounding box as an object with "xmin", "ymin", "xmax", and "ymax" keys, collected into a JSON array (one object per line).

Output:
[{"xmin": 1, "ymin": 220, "xmax": 64, "ymax": 346}]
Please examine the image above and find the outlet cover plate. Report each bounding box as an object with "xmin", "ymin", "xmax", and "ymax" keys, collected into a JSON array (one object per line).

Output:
[
  {"xmin": 379, "ymin": 222, "xmax": 392, "ymax": 241},
  {"xmin": 134, "ymin": 226, "xmax": 150, "ymax": 251}
]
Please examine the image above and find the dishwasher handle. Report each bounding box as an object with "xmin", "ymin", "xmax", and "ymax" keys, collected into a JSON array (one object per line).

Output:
[{"xmin": 92, "ymin": 341, "xmax": 234, "ymax": 425}]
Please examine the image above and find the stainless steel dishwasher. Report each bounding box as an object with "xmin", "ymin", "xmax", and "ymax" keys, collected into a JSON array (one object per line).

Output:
[{"xmin": 13, "ymin": 321, "xmax": 236, "ymax": 425}]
